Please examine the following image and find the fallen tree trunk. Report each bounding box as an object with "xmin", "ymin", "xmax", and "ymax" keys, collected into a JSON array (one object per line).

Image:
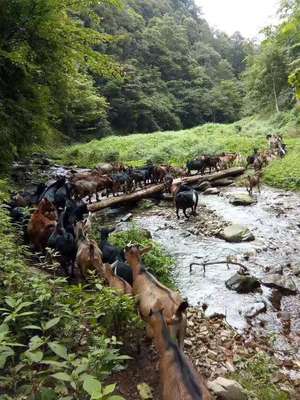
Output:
[{"xmin": 88, "ymin": 167, "xmax": 245, "ymax": 212}]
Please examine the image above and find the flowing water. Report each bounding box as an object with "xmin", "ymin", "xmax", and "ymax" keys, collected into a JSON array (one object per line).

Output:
[{"xmin": 101, "ymin": 185, "xmax": 300, "ymax": 373}]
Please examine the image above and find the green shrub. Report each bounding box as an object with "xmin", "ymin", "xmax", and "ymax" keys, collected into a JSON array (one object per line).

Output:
[{"xmin": 111, "ymin": 226, "xmax": 175, "ymax": 287}]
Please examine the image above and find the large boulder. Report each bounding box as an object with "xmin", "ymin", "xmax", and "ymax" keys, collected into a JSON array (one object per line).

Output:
[
  {"xmin": 262, "ymin": 274, "xmax": 297, "ymax": 294},
  {"xmin": 226, "ymin": 273, "xmax": 261, "ymax": 294},
  {"xmin": 208, "ymin": 377, "xmax": 248, "ymax": 400},
  {"xmin": 213, "ymin": 178, "xmax": 234, "ymax": 187},
  {"xmin": 230, "ymin": 194, "xmax": 257, "ymax": 206},
  {"xmin": 220, "ymin": 224, "xmax": 255, "ymax": 243}
]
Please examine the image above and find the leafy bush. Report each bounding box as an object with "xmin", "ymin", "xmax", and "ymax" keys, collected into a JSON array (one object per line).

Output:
[{"xmin": 110, "ymin": 226, "xmax": 175, "ymax": 288}]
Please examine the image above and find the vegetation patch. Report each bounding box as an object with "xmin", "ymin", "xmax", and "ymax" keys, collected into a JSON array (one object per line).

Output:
[
  {"xmin": 0, "ymin": 182, "xmax": 140, "ymax": 400},
  {"xmin": 59, "ymin": 111, "xmax": 300, "ymax": 190},
  {"xmin": 230, "ymin": 353, "xmax": 290, "ymax": 400},
  {"xmin": 110, "ymin": 226, "xmax": 175, "ymax": 288}
]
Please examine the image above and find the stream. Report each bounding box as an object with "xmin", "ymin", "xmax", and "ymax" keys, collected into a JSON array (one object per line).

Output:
[{"xmin": 97, "ymin": 185, "xmax": 300, "ymax": 377}]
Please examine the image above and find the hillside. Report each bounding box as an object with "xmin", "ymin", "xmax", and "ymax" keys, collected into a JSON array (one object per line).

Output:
[{"xmin": 59, "ymin": 111, "xmax": 300, "ymax": 190}]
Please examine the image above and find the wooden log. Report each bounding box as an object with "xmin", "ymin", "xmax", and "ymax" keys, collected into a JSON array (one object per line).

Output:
[{"xmin": 88, "ymin": 167, "xmax": 245, "ymax": 213}]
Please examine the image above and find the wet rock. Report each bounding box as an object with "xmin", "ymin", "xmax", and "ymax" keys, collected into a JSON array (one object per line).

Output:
[
  {"xmin": 208, "ymin": 378, "xmax": 248, "ymax": 400},
  {"xmin": 262, "ymin": 274, "xmax": 297, "ymax": 294},
  {"xmin": 213, "ymin": 179, "xmax": 234, "ymax": 187},
  {"xmin": 226, "ymin": 273, "xmax": 261, "ymax": 294},
  {"xmin": 203, "ymin": 187, "xmax": 220, "ymax": 195},
  {"xmin": 120, "ymin": 213, "xmax": 133, "ymax": 222},
  {"xmin": 140, "ymin": 228, "xmax": 152, "ymax": 239},
  {"xmin": 220, "ymin": 224, "xmax": 255, "ymax": 243},
  {"xmin": 243, "ymin": 301, "xmax": 267, "ymax": 318},
  {"xmin": 291, "ymin": 264, "xmax": 300, "ymax": 276},
  {"xmin": 195, "ymin": 181, "xmax": 211, "ymax": 192},
  {"xmin": 230, "ymin": 194, "xmax": 257, "ymax": 206}
]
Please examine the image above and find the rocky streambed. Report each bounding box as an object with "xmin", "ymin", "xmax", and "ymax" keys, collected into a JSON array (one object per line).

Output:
[{"xmin": 99, "ymin": 185, "xmax": 300, "ymax": 394}]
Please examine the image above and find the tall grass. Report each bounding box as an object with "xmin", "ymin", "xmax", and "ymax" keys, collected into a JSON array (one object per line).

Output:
[{"xmin": 57, "ymin": 111, "xmax": 300, "ymax": 190}]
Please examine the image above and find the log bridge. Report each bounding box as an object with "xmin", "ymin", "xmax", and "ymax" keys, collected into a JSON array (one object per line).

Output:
[{"xmin": 88, "ymin": 167, "xmax": 245, "ymax": 213}]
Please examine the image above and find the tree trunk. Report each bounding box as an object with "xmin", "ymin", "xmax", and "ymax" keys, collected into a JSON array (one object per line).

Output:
[
  {"xmin": 271, "ymin": 68, "xmax": 280, "ymax": 113},
  {"xmin": 88, "ymin": 167, "xmax": 245, "ymax": 213}
]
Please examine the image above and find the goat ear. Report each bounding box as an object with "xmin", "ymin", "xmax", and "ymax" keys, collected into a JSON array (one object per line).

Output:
[{"xmin": 140, "ymin": 245, "xmax": 152, "ymax": 256}]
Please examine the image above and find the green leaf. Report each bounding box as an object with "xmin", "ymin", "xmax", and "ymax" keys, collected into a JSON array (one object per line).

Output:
[
  {"xmin": 83, "ymin": 376, "xmax": 102, "ymax": 398},
  {"xmin": 107, "ymin": 396, "xmax": 125, "ymax": 400},
  {"xmin": 51, "ymin": 372, "xmax": 72, "ymax": 382},
  {"xmin": 29, "ymin": 336, "xmax": 44, "ymax": 351},
  {"xmin": 43, "ymin": 317, "xmax": 61, "ymax": 331},
  {"xmin": 5, "ymin": 297, "xmax": 16, "ymax": 308},
  {"xmin": 35, "ymin": 387, "xmax": 57, "ymax": 400},
  {"xmin": 103, "ymin": 384, "xmax": 116, "ymax": 396},
  {"xmin": 0, "ymin": 347, "xmax": 14, "ymax": 368},
  {"xmin": 22, "ymin": 325, "xmax": 42, "ymax": 331},
  {"xmin": 48, "ymin": 342, "xmax": 68, "ymax": 360},
  {"xmin": 25, "ymin": 350, "xmax": 43, "ymax": 363}
]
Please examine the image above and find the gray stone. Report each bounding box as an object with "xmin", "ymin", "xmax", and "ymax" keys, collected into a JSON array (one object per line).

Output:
[
  {"xmin": 213, "ymin": 178, "xmax": 234, "ymax": 187},
  {"xmin": 203, "ymin": 187, "xmax": 220, "ymax": 195},
  {"xmin": 243, "ymin": 302, "xmax": 267, "ymax": 318},
  {"xmin": 196, "ymin": 181, "xmax": 211, "ymax": 192},
  {"xmin": 208, "ymin": 377, "xmax": 248, "ymax": 400},
  {"xmin": 230, "ymin": 194, "xmax": 257, "ymax": 206},
  {"xmin": 220, "ymin": 224, "xmax": 255, "ymax": 243},
  {"xmin": 291, "ymin": 264, "xmax": 300, "ymax": 276},
  {"xmin": 262, "ymin": 274, "xmax": 297, "ymax": 294},
  {"xmin": 120, "ymin": 213, "xmax": 133, "ymax": 222},
  {"xmin": 226, "ymin": 273, "xmax": 261, "ymax": 294}
]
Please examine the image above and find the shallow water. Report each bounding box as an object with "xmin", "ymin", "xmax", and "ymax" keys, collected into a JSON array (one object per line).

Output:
[{"xmin": 114, "ymin": 186, "xmax": 300, "ymax": 367}]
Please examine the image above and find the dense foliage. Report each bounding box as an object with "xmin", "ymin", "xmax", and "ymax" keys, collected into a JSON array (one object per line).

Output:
[
  {"xmin": 96, "ymin": 0, "xmax": 248, "ymax": 133},
  {"xmin": 0, "ymin": 0, "xmax": 120, "ymax": 167}
]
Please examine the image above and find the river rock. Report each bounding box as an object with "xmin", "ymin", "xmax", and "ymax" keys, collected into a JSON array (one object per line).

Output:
[
  {"xmin": 213, "ymin": 178, "xmax": 234, "ymax": 187},
  {"xmin": 120, "ymin": 213, "xmax": 133, "ymax": 222},
  {"xmin": 262, "ymin": 274, "xmax": 297, "ymax": 294},
  {"xmin": 226, "ymin": 273, "xmax": 261, "ymax": 293},
  {"xmin": 203, "ymin": 187, "xmax": 220, "ymax": 195},
  {"xmin": 230, "ymin": 194, "xmax": 257, "ymax": 206},
  {"xmin": 220, "ymin": 224, "xmax": 255, "ymax": 243},
  {"xmin": 291, "ymin": 264, "xmax": 300, "ymax": 276},
  {"xmin": 208, "ymin": 378, "xmax": 248, "ymax": 400},
  {"xmin": 196, "ymin": 181, "xmax": 211, "ymax": 192},
  {"xmin": 243, "ymin": 301, "xmax": 267, "ymax": 318}
]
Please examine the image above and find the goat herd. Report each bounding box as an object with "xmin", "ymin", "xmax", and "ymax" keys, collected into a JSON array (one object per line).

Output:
[{"xmin": 5, "ymin": 134, "xmax": 287, "ymax": 400}]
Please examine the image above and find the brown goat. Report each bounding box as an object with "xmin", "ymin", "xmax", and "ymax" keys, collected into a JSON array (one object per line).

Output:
[
  {"xmin": 104, "ymin": 264, "xmax": 133, "ymax": 295},
  {"xmin": 27, "ymin": 198, "xmax": 58, "ymax": 251},
  {"xmin": 75, "ymin": 229, "xmax": 104, "ymax": 280},
  {"xmin": 246, "ymin": 172, "xmax": 262, "ymax": 196},
  {"xmin": 124, "ymin": 245, "xmax": 188, "ymax": 348},
  {"xmin": 149, "ymin": 307, "xmax": 211, "ymax": 400}
]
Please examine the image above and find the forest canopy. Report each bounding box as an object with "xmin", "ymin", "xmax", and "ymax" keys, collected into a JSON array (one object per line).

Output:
[{"xmin": 0, "ymin": 0, "xmax": 299, "ymax": 167}]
